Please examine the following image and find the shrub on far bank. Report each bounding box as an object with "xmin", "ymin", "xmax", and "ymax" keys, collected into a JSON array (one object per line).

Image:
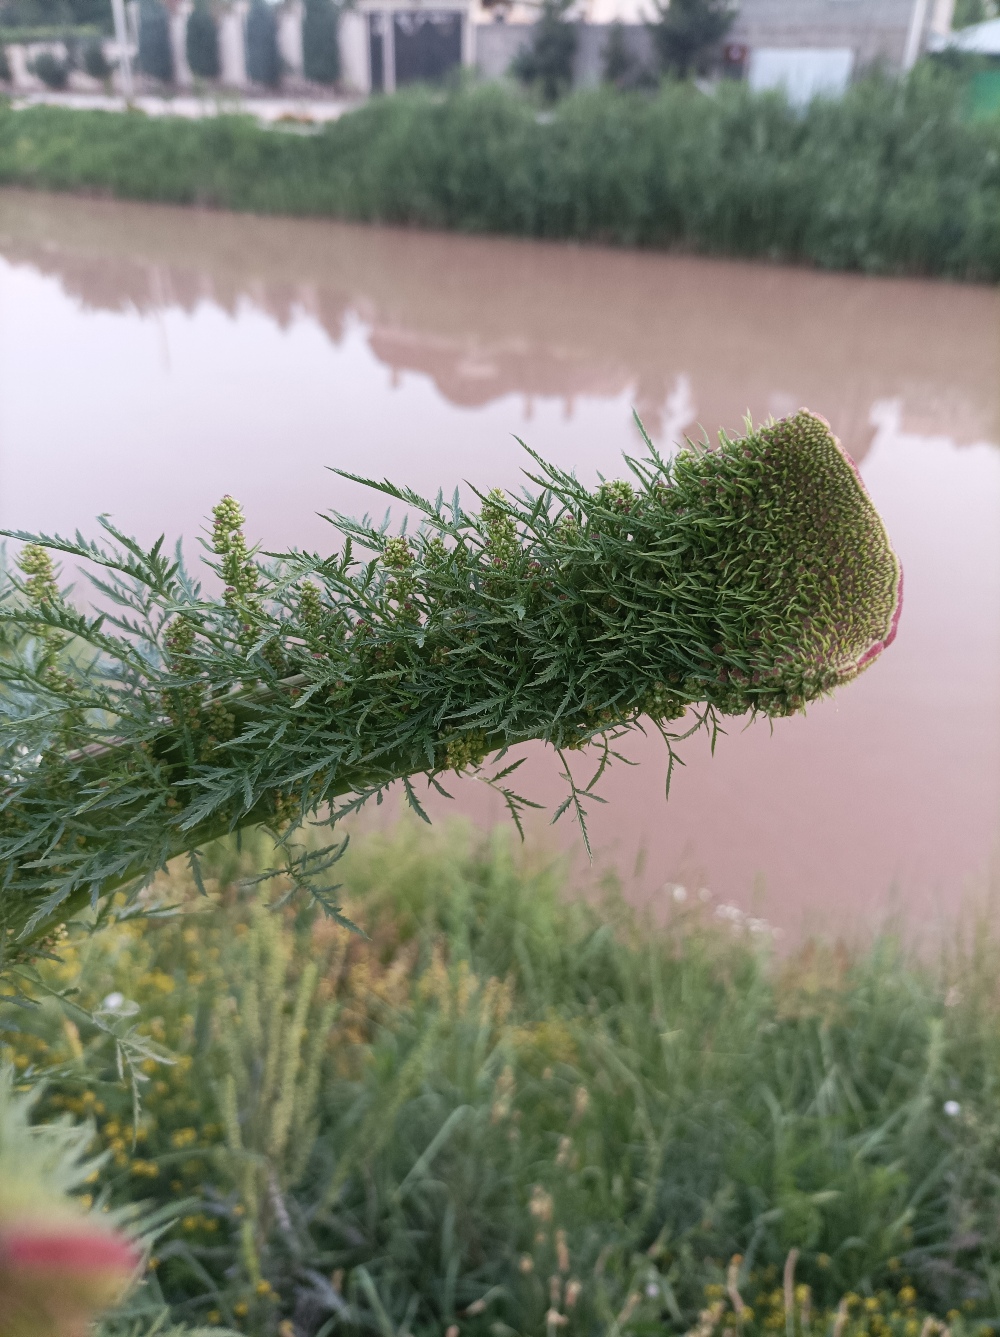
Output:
[
  {"xmin": 952, "ymin": 0, "xmax": 996, "ymax": 25},
  {"xmin": 302, "ymin": 0, "xmax": 339, "ymax": 83},
  {"xmin": 82, "ymin": 35, "xmax": 112, "ymax": 78},
  {"xmin": 245, "ymin": 0, "xmax": 279, "ymax": 86},
  {"xmin": 138, "ymin": 0, "xmax": 172, "ymax": 81},
  {"xmin": 601, "ymin": 18, "xmax": 654, "ymax": 88},
  {"xmin": 511, "ymin": 0, "xmax": 578, "ymax": 102},
  {"xmin": 648, "ymin": 0, "xmax": 737, "ymax": 76},
  {"xmin": 185, "ymin": 3, "xmax": 219, "ymax": 80},
  {"xmin": 0, "ymin": 69, "xmax": 998, "ymax": 280},
  {"xmin": 31, "ymin": 46, "xmax": 67, "ymax": 85}
]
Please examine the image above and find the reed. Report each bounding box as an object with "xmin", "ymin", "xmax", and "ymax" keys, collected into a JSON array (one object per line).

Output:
[{"xmin": 0, "ymin": 66, "xmax": 996, "ymax": 278}]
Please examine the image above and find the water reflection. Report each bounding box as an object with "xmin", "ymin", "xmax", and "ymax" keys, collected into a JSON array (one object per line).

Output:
[
  {"xmin": 2, "ymin": 189, "xmax": 997, "ymax": 462},
  {"xmin": 1, "ymin": 188, "xmax": 998, "ymax": 938}
]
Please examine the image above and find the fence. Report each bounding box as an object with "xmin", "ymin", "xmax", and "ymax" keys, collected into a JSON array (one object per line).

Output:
[{"xmin": 0, "ymin": 0, "xmax": 952, "ymax": 96}]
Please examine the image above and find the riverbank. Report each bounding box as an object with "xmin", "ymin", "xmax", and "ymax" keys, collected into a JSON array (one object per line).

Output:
[
  {"xmin": 1, "ymin": 68, "xmax": 998, "ymax": 280},
  {"xmin": 6, "ymin": 821, "xmax": 1000, "ymax": 1335},
  {"xmin": 8, "ymin": 88, "xmax": 358, "ymax": 121}
]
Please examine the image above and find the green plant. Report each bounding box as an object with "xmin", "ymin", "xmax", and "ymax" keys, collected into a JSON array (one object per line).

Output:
[
  {"xmin": 0, "ymin": 43, "xmax": 10, "ymax": 80},
  {"xmin": 7, "ymin": 820, "xmax": 1000, "ymax": 1334},
  {"xmin": 0, "ymin": 71, "xmax": 996, "ymax": 278},
  {"xmin": 953, "ymin": 0, "xmax": 996, "ymax": 25},
  {"xmin": 245, "ymin": 0, "xmax": 279, "ymax": 87},
  {"xmin": 211, "ymin": 898, "xmax": 337, "ymax": 1298},
  {"xmin": 0, "ymin": 1065, "xmax": 141, "ymax": 1336},
  {"xmin": 649, "ymin": 0, "xmax": 736, "ymax": 76},
  {"xmin": 0, "ymin": 412, "xmax": 901, "ymax": 957},
  {"xmin": 82, "ymin": 36, "xmax": 111, "ymax": 79},
  {"xmin": 0, "ymin": 0, "xmax": 110, "ymax": 33},
  {"xmin": 302, "ymin": 0, "xmax": 338, "ymax": 84},
  {"xmin": 30, "ymin": 48, "xmax": 68, "ymax": 87},
  {"xmin": 601, "ymin": 18, "xmax": 642, "ymax": 87},
  {"xmin": 137, "ymin": 0, "xmax": 172, "ymax": 82},
  {"xmin": 184, "ymin": 4, "xmax": 218, "ymax": 80},
  {"xmin": 512, "ymin": 0, "xmax": 578, "ymax": 101}
]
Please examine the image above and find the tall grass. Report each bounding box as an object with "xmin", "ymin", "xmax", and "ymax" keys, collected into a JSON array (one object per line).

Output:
[
  {"xmin": 5, "ymin": 822, "xmax": 1000, "ymax": 1335},
  {"xmin": 0, "ymin": 67, "xmax": 998, "ymax": 278}
]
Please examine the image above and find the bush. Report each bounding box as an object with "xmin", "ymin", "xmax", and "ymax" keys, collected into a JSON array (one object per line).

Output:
[
  {"xmin": 245, "ymin": 0, "xmax": 279, "ymax": 86},
  {"xmin": 185, "ymin": 2, "xmax": 218, "ymax": 79},
  {"xmin": 0, "ymin": 43, "xmax": 9, "ymax": 80},
  {"xmin": 137, "ymin": 0, "xmax": 172, "ymax": 81},
  {"xmin": 649, "ymin": 0, "xmax": 736, "ymax": 76},
  {"xmin": 0, "ymin": 0, "xmax": 110, "ymax": 30},
  {"xmin": 0, "ymin": 71, "xmax": 998, "ymax": 280},
  {"xmin": 31, "ymin": 46, "xmax": 68, "ymax": 85},
  {"xmin": 9, "ymin": 821, "xmax": 1000, "ymax": 1335},
  {"xmin": 601, "ymin": 18, "xmax": 630, "ymax": 84},
  {"xmin": 82, "ymin": 35, "xmax": 111, "ymax": 78},
  {"xmin": 953, "ymin": 0, "xmax": 996, "ymax": 25},
  {"xmin": 601, "ymin": 18, "xmax": 652, "ymax": 89},
  {"xmin": 511, "ymin": 0, "xmax": 577, "ymax": 101},
  {"xmin": 302, "ymin": 0, "xmax": 338, "ymax": 84}
]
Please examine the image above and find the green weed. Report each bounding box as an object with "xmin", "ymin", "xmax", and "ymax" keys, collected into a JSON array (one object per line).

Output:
[
  {"xmin": 3, "ymin": 821, "xmax": 1000, "ymax": 1335},
  {"xmin": 0, "ymin": 67, "xmax": 996, "ymax": 278}
]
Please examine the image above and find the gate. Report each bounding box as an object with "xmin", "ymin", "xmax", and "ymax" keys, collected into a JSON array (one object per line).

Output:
[{"xmin": 393, "ymin": 10, "xmax": 462, "ymax": 85}]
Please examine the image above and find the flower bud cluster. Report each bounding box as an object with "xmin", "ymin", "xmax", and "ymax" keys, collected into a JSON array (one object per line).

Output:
[
  {"xmin": 481, "ymin": 488, "xmax": 520, "ymax": 572},
  {"xmin": 16, "ymin": 545, "xmax": 60, "ymax": 610},
  {"xmin": 212, "ymin": 495, "xmax": 259, "ymax": 613}
]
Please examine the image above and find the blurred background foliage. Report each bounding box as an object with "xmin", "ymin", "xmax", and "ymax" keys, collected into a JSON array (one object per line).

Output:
[
  {"xmin": 0, "ymin": 66, "xmax": 998, "ymax": 280},
  {"xmin": 0, "ymin": 0, "xmax": 109, "ymax": 35},
  {"xmin": 4, "ymin": 820, "xmax": 1000, "ymax": 1336}
]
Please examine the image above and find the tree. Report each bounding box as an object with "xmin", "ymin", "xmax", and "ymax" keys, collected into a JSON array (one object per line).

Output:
[
  {"xmin": 303, "ymin": 0, "xmax": 339, "ymax": 84},
  {"xmin": 82, "ymin": 37, "xmax": 113, "ymax": 80},
  {"xmin": 0, "ymin": 412, "xmax": 902, "ymax": 958},
  {"xmin": 186, "ymin": 2, "xmax": 220, "ymax": 79},
  {"xmin": 601, "ymin": 18, "xmax": 653, "ymax": 89},
  {"xmin": 649, "ymin": 0, "xmax": 736, "ymax": 77},
  {"xmin": 30, "ymin": 49, "xmax": 68, "ymax": 87},
  {"xmin": 953, "ymin": 0, "xmax": 996, "ymax": 26},
  {"xmin": 138, "ymin": 0, "xmax": 173, "ymax": 81},
  {"xmin": 512, "ymin": 0, "xmax": 578, "ymax": 102},
  {"xmin": 602, "ymin": 19, "xmax": 631, "ymax": 85},
  {"xmin": 246, "ymin": 0, "xmax": 280, "ymax": 85}
]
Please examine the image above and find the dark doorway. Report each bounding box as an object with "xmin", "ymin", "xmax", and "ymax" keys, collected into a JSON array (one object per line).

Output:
[
  {"xmin": 393, "ymin": 10, "xmax": 462, "ymax": 85},
  {"xmin": 368, "ymin": 12, "xmax": 385, "ymax": 90}
]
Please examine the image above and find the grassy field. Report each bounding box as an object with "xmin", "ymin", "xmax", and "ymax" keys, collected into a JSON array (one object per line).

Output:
[
  {"xmin": 0, "ymin": 67, "xmax": 999, "ymax": 279},
  {"xmin": 4, "ymin": 821, "xmax": 1000, "ymax": 1336}
]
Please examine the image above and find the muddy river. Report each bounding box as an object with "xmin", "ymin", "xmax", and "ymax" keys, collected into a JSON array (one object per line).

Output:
[{"xmin": 1, "ymin": 188, "xmax": 998, "ymax": 939}]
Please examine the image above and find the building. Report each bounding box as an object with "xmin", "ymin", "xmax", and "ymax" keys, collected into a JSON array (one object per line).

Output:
[
  {"xmin": 0, "ymin": 0, "xmax": 955, "ymax": 98},
  {"xmin": 340, "ymin": 0, "xmax": 484, "ymax": 92}
]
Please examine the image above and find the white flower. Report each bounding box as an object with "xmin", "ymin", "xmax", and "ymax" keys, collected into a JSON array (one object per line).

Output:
[
  {"xmin": 670, "ymin": 884, "xmax": 688, "ymax": 903},
  {"xmin": 646, "ymin": 1282, "xmax": 660, "ymax": 1298},
  {"xmin": 943, "ymin": 1100, "xmax": 961, "ymax": 1118},
  {"xmin": 715, "ymin": 904, "xmax": 744, "ymax": 923}
]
